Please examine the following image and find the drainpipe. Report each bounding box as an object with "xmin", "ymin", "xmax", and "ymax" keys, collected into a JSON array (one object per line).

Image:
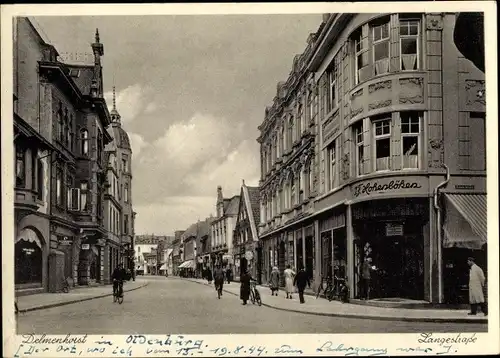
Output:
[{"xmin": 433, "ymin": 163, "xmax": 450, "ymax": 304}]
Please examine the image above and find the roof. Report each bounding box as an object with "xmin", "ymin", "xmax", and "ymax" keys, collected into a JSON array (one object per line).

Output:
[
  {"xmin": 241, "ymin": 184, "xmax": 259, "ymax": 241},
  {"xmin": 66, "ymin": 65, "xmax": 94, "ymax": 96},
  {"xmin": 181, "ymin": 222, "xmax": 199, "ymax": 240},
  {"xmin": 224, "ymin": 196, "xmax": 240, "ymax": 216},
  {"xmin": 247, "ymin": 186, "xmax": 260, "ymax": 225},
  {"xmin": 108, "ymin": 124, "xmax": 131, "ymax": 151},
  {"xmin": 135, "ymin": 235, "xmax": 173, "ymax": 245}
]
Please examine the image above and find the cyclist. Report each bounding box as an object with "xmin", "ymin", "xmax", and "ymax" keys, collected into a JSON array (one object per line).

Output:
[
  {"xmin": 213, "ymin": 264, "xmax": 225, "ymax": 297},
  {"xmin": 112, "ymin": 263, "xmax": 127, "ymax": 298}
]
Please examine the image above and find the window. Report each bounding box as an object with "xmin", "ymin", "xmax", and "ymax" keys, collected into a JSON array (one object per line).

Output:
[
  {"xmin": 68, "ymin": 115, "xmax": 74, "ymax": 152},
  {"xmin": 308, "ymin": 92, "xmax": 314, "ymax": 123},
  {"xmin": 290, "ymin": 175, "xmax": 296, "ymax": 207},
  {"xmin": 37, "ymin": 158, "xmax": 43, "ymax": 201},
  {"xmin": 328, "ymin": 67, "xmax": 337, "ymax": 112},
  {"xmin": 80, "ymin": 181, "xmax": 88, "ymax": 211},
  {"xmin": 400, "ymin": 19, "xmax": 420, "ymax": 70},
  {"xmin": 56, "ymin": 168, "xmax": 63, "ymax": 206},
  {"xmin": 66, "ymin": 173, "xmax": 73, "ymax": 209},
  {"xmin": 124, "ymin": 215, "xmax": 129, "ymax": 235},
  {"xmin": 327, "ymin": 142, "xmax": 337, "ymax": 191},
  {"xmin": 63, "ymin": 109, "xmax": 69, "ymax": 147},
  {"xmin": 122, "ymin": 158, "xmax": 128, "ymax": 173},
  {"xmin": 401, "ymin": 112, "xmax": 420, "ymax": 169},
  {"xmin": 298, "ymin": 103, "xmax": 304, "ymax": 137},
  {"xmin": 354, "ymin": 30, "xmax": 369, "ymax": 84},
  {"xmin": 81, "ymin": 129, "xmax": 89, "ymax": 155},
  {"xmin": 280, "ymin": 125, "xmax": 285, "ymax": 156},
  {"xmin": 124, "ymin": 184, "xmax": 129, "ymax": 203},
  {"xmin": 308, "ymin": 161, "xmax": 314, "ymax": 196},
  {"xmin": 31, "ymin": 150, "xmax": 37, "ymax": 192},
  {"xmin": 373, "ymin": 117, "xmax": 391, "ymax": 171},
  {"xmin": 354, "ymin": 122, "xmax": 364, "ymax": 176},
  {"xmin": 289, "ymin": 116, "xmax": 295, "ymax": 145},
  {"xmin": 15, "ymin": 145, "xmax": 25, "ymax": 188},
  {"xmin": 372, "ymin": 21, "xmax": 390, "ymax": 75},
  {"xmin": 299, "ymin": 168, "xmax": 304, "ymax": 203}
]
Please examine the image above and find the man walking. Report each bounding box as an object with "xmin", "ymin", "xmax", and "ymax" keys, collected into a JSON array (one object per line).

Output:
[
  {"xmin": 360, "ymin": 257, "xmax": 374, "ymax": 300},
  {"xmin": 293, "ymin": 266, "xmax": 311, "ymax": 304},
  {"xmin": 467, "ymin": 257, "xmax": 487, "ymax": 316},
  {"xmin": 213, "ymin": 264, "xmax": 225, "ymax": 295}
]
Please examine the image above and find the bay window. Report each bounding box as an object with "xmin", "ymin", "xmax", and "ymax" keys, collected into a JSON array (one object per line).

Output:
[
  {"xmin": 327, "ymin": 142, "xmax": 337, "ymax": 191},
  {"xmin": 400, "ymin": 19, "xmax": 420, "ymax": 70},
  {"xmin": 372, "ymin": 21, "xmax": 390, "ymax": 75},
  {"xmin": 354, "ymin": 123, "xmax": 364, "ymax": 176},
  {"xmin": 401, "ymin": 112, "xmax": 420, "ymax": 169},
  {"xmin": 80, "ymin": 181, "xmax": 88, "ymax": 211},
  {"xmin": 373, "ymin": 117, "xmax": 391, "ymax": 171}
]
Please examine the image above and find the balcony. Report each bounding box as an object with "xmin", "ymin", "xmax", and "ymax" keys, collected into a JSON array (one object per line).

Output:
[{"xmin": 14, "ymin": 187, "xmax": 41, "ymax": 218}]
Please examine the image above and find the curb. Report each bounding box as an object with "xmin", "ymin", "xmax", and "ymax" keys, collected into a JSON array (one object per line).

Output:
[
  {"xmin": 177, "ymin": 278, "xmax": 487, "ymax": 324},
  {"xmin": 18, "ymin": 282, "xmax": 149, "ymax": 313}
]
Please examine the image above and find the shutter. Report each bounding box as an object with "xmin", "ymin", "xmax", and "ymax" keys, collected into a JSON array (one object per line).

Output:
[{"xmin": 72, "ymin": 188, "xmax": 81, "ymax": 211}]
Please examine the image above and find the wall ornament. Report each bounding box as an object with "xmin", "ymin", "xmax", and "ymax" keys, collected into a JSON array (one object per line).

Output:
[
  {"xmin": 368, "ymin": 80, "xmax": 392, "ymax": 93},
  {"xmin": 368, "ymin": 99, "xmax": 392, "ymax": 111}
]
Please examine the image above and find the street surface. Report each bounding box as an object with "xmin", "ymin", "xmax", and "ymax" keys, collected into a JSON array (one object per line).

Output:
[{"xmin": 18, "ymin": 277, "xmax": 487, "ymax": 334}]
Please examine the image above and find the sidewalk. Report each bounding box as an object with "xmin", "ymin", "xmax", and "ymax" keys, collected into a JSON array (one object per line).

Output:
[
  {"xmin": 16, "ymin": 279, "xmax": 149, "ymax": 313},
  {"xmin": 177, "ymin": 277, "xmax": 487, "ymax": 324}
]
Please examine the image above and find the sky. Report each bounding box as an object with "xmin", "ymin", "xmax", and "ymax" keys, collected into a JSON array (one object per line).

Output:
[{"xmin": 33, "ymin": 14, "xmax": 322, "ymax": 235}]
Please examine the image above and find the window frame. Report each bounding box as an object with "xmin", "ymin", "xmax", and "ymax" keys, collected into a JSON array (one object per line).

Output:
[
  {"xmin": 354, "ymin": 123, "xmax": 364, "ymax": 177},
  {"xmin": 327, "ymin": 141, "xmax": 337, "ymax": 191},
  {"xmin": 328, "ymin": 66, "xmax": 338, "ymax": 112},
  {"xmin": 372, "ymin": 21, "xmax": 390, "ymax": 75},
  {"xmin": 15, "ymin": 144, "xmax": 26, "ymax": 188},
  {"xmin": 81, "ymin": 129, "xmax": 89, "ymax": 156},
  {"xmin": 400, "ymin": 112, "xmax": 421, "ymax": 170},
  {"xmin": 56, "ymin": 168, "xmax": 63, "ymax": 206},
  {"xmin": 399, "ymin": 18, "xmax": 420, "ymax": 71},
  {"xmin": 354, "ymin": 30, "xmax": 369, "ymax": 85},
  {"xmin": 290, "ymin": 174, "xmax": 296, "ymax": 207},
  {"xmin": 80, "ymin": 181, "xmax": 89, "ymax": 212},
  {"xmin": 36, "ymin": 158, "xmax": 43, "ymax": 201},
  {"xmin": 373, "ymin": 117, "xmax": 392, "ymax": 172}
]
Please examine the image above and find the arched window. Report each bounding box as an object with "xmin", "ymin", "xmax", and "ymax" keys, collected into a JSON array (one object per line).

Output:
[{"xmin": 81, "ymin": 129, "xmax": 89, "ymax": 155}]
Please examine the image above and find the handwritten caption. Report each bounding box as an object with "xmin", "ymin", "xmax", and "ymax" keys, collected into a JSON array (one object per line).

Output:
[{"xmin": 13, "ymin": 332, "xmax": 478, "ymax": 357}]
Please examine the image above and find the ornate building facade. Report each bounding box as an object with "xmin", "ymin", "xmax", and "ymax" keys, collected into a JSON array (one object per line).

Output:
[
  {"xmin": 258, "ymin": 13, "xmax": 486, "ymax": 304},
  {"xmin": 14, "ymin": 17, "xmax": 113, "ymax": 294}
]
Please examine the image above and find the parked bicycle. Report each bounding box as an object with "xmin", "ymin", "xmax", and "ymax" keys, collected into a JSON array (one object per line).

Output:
[
  {"xmin": 61, "ymin": 277, "xmax": 70, "ymax": 293},
  {"xmin": 113, "ymin": 279, "xmax": 124, "ymax": 304},
  {"xmin": 250, "ymin": 281, "xmax": 262, "ymax": 306},
  {"xmin": 316, "ymin": 276, "xmax": 335, "ymax": 301}
]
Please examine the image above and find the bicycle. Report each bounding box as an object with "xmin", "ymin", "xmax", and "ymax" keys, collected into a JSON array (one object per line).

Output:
[
  {"xmin": 316, "ymin": 277, "xmax": 335, "ymax": 301},
  {"xmin": 332, "ymin": 276, "xmax": 349, "ymax": 303},
  {"xmin": 249, "ymin": 281, "xmax": 262, "ymax": 306},
  {"xmin": 113, "ymin": 280, "xmax": 124, "ymax": 304}
]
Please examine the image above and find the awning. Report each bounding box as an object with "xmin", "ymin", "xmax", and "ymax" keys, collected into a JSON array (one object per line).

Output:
[
  {"xmin": 443, "ymin": 193, "xmax": 487, "ymax": 250},
  {"xmin": 159, "ymin": 264, "xmax": 167, "ymax": 270},
  {"xmin": 179, "ymin": 260, "xmax": 195, "ymax": 269}
]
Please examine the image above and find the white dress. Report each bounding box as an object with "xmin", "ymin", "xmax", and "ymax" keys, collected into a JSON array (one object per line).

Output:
[{"xmin": 284, "ymin": 268, "xmax": 295, "ymax": 294}]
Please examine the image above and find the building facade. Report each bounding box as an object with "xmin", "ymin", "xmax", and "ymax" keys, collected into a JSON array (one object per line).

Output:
[
  {"xmin": 258, "ymin": 13, "xmax": 486, "ymax": 304},
  {"xmin": 210, "ymin": 186, "xmax": 239, "ymax": 270},
  {"xmin": 133, "ymin": 235, "xmax": 170, "ymax": 275},
  {"xmin": 14, "ymin": 17, "xmax": 114, "ymax": 294},
  {"xmin": 195, "ymin": 217, "xmax": 214, "ymax": 276},
  {"xmin": 233, "ymin": 180, "xmax": 261, "ymax": 282}
]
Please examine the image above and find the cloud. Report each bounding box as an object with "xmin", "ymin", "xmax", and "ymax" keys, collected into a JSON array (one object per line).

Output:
[
  {"xmin": 128, "ymin": 132, "xmax": 147, "ymax": 158},
  {"xmin": 104, "ymin": 84, "xmax": 159, "ymax": 123}
]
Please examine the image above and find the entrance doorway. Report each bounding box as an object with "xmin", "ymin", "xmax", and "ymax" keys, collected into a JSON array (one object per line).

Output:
[{"xmin": 355, "ymin": 220, "xmax": 424, "ymax": 300}]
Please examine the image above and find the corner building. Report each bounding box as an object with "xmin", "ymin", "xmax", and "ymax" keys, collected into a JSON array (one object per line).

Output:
[{"xmin": 258, "ymin": 13, "xmax": 486, "ymax": 304}]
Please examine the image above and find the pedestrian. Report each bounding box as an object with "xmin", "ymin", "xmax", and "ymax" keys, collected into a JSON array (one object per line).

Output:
[
  {"xmin": 467, "ymin": 257, "xmax": 487, "ymax": 316},
  {"xmin": 360, "ymin": 257, "xmax": 374, "ymax": 300},
  {"xmin": 213, "ymin": 264, "xmax": 225, "ymax": 294},
  {"xmin": 206, "ymin": 267, "xmax": 213, "ymax": 284},
  {"xmin": 293, "ymin": 266, "xmax": 311, "ymax": 304},
  {"xmin": 284, "ymin": 265, "xmax": 295, "ymax": 299},
  {"xmin": 226, "ymin": 267, "xmax": 232, "ymax": 284},
  {"xmin": 269, "ymin": 266, "xmax": 280, "ymax": 296},
  {"xmin": 240, "ymin": 269, "xmax": 253, "ymax": 305}
]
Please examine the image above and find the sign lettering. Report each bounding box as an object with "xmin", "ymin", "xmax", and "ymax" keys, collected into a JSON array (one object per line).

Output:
[{"xmin": 353, "ymin": 179, "xmax": 423, "ymax": 197}]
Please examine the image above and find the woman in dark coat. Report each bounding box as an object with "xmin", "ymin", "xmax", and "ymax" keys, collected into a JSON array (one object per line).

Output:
[
  {"xmin": 240, "ymin": 270, "xmax": 253, "ymax": 305},
  {"xmin": 206, "ymin": 267, "xmax": 213, "ymax": 284}
]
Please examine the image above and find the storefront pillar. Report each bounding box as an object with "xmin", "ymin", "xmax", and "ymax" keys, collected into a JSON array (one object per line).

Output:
[
  {"xmin": 313, "ymin": 219, "xmax": 321, "ymax": 292},
  {"xmin": 346, "ymin": 204, "xmax": 355, "ymax": 299}
]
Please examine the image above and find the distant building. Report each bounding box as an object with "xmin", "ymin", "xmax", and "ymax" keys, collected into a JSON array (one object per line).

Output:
[
  {"xmin": 210, "ymin": 186, "xmax": 239, "ymax": 269},
  {"xmin": 195, "ymin": 217, "xmax": 214, "ymax": 275},
  {"xmin": 133, "ymin": 234, "xmax": 174, "ymax": 275}
]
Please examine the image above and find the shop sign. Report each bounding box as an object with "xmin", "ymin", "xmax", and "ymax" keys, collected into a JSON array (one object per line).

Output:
[
  {"xmin": 386, "ymin": 223, "xmax": 404, "ymax": 236},
  {"xmin": 353, "ymin": 178, "xmax": 424, "ymax": 198},
  {"xmin": 81, "ymin": 244, "xmax": 90, "ymax": 250},
  {"xmin": 59, "ymin": 236, "xmax": 72, "ymax": 246}
]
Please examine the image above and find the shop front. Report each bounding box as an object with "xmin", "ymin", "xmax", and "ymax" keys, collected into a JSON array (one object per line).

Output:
[
  {"xmin": 78, "ymin": 235, "xmax": 105, "ymax": 285},
  {"xmin": 442, "ymin": 192, "xmax": 487, "ymax": 304},
  {"xmin": 15, "ymin": 227, "xmax": 47, "ymax": 290},
  {"xmin": 351, "ymin": 198, "xmax": 428, "ymax": 300},
  {"xmin": 318, "ymin": 208, "xmax": 346, "ymax": 285}
]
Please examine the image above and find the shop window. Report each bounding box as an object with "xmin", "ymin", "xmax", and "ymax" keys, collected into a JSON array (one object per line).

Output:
[
  {"xmin": 353, "ymin": 122, "xmax": 364, "ymax": 176},
  {"xmin": 37, "ymin": 158, "xmax": 43, "ymax": 201},
  {"xmin": 401, "ymin": 112, "xmax": 420, "ymax": 169},
  {"xmin": 373, "ymin": 117, "xmax": 391, "ymax": 171},
  {"xmin": 400, "ymin": 19, "xmax": 420, "ymax": 70},
  {"xmin": 56, "ymin": 168, "xmax": 63, "ymax": 206},
  {"xmin": 16, "ymin": 145, "xmax": 26, "ymax": 188},
  {"xmin": 372, "ymin": 21, "xmax": 390, "ymax": 75},
  {"xmin": 15, "ymin": 239, "xmax": 42, "ymax": 285},
  {"xmin": 327, "ymin": 141, "xmax": 337, "ymax": 191},
  {"xmin": 80, "ymin": 129, "xmax": 89, "ymax": 155},
  {"xmin": 354, "ymin": 30, "xmax": 370, "ymax": 84}
]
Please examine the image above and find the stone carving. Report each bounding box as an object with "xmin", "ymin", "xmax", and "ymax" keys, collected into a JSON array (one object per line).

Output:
[
  {"xmin": 400, "ymin": 78, "xmax": 423, "ymax": 87},
  {"xmin": 465, "ymin": 80, "xmax": 486, "ymax": 106},
  {"xmin": 369, "ymin": 80, "xmax": 392, "ymax": 93},
  {"xmin": 428, "ymin": 138, "xmax": 444, "ymax": 168},
  {"xmin": 429, "ymin": 139, "xmax": 443, "ymax": 149},
  {"xmin": 399, "ymin": 95, "xmax": 424, "ymax": 104},
  {"xmin": 426, "ymin": 13, "xmax": 444, "ymax": 30},
  {"xmin": 351, "ymin": 107, "xmax": 364, "ymax": 118},
  {"xmin": 341, "ymin": 153, "xmax": 350, "ymax": 180},
  {"xmin": 368, "ymin": 99, "xmax": 392, "ymax": 111},
  {"xmin": 351, "ymin": 88, "xmax": 363, "ymax": 100}
]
